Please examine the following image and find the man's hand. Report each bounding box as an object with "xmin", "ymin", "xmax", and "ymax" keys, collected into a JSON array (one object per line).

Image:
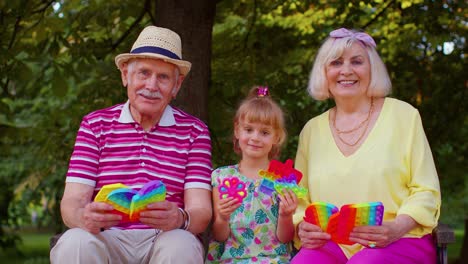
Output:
[
  {"xmin": 139, "ymin": 201, "xmax": 182, "ymax": 231},
  {"xmin": 61, "ymin": 182, "xmax": 122, "ymax": 233},
  {"xmin": 81, "ymin": 202, "xmax": 122, "ymax": 234}
]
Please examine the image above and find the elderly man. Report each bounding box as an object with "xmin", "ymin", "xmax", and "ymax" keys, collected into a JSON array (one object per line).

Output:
[{"xmin": 50, "ymin": 26, "xmax": 212, "ymax": 264}]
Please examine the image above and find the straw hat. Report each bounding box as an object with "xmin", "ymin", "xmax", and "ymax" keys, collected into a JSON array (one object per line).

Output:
[{"xmin": 115, "ymin": 26, "xmax": 191, "ymax": 75}]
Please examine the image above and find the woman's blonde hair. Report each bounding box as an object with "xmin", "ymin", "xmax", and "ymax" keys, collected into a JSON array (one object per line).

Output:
[
  {"xmin": 233, "ymin": 86, "xmax": 286, "ymax": 159},
  {"xmin": 307, "ymin": 31, "xmax": 392, "ymax": 100}
]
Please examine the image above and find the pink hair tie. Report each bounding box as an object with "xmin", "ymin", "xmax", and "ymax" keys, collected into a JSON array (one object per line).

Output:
[
  {"xmin": 329, "ymin": 28, "xmax": 377, "ymax": 48},
  {"xmin": 257, "ymin": 86, "xmax": 269, "ymax": 97}
]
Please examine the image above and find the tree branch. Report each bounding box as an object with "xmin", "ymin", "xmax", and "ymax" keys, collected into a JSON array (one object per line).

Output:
[
  {"xmin": 110, "ymin": 0, "xmax": 150, "ymax": 52},
  {"xmin": 32, "ymin": 0, "xmax": 55, "ymax": 15},
  {"xmin": 146, "ymin": 0, "xmax": 156, "ymax": 25},
  {"xmin": 243, "ymin": 0, "xmax": 258, "ymax": 49},
  {"xmin": 362, "ymin": 0, "xmax": 396, "ymax": 29},
  {"xmin": 25, "ymin": 0, "xmax": 56, "ymax": 39},
  {"xmin": 8, "ymin": 15, "xmax": 22, "ymax": 49}
]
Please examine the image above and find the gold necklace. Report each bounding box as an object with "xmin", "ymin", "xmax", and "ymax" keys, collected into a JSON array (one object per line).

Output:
[
  {"xmin": 333, "ymin": 98, "xmax": 374, "ymax": 146},
  {"xmin": 333, "ymin": 97, "xmax": 374, "ymax": 134}
]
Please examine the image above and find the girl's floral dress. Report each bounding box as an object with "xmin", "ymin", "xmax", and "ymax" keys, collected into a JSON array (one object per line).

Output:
[{"xmin": 205, "ymin": 165, "xmax": 291, "ymax": 264}]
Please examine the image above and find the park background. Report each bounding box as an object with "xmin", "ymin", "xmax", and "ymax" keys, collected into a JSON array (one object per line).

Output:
[{"xmin": 0, "ymin": 0, "xmax": 466, "ymax": 263}]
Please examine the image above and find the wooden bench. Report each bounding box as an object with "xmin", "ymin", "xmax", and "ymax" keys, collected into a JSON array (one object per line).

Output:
[{"xmin": 433, "ymin": 223, "xmax": 456, "ymax": 264}]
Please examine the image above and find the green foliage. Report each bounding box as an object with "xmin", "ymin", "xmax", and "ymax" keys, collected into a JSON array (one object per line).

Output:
[{"xmin": 0, "ymin": 0, "xmax": 151, "ymax": 249}]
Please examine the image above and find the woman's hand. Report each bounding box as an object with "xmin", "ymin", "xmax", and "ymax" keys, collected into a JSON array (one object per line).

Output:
[
  {"xmin": 297, "ymin": 220, "xmax": 331, "ymax": 249},
  {"xmin": 349, "ymin": 214, "xmax": 417, "ymax": 248}
]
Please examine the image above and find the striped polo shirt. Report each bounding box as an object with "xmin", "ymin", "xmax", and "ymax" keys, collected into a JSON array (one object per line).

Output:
[{"xmin": 66, "ymin": 101, "xmax": 212, "ymax": 229}]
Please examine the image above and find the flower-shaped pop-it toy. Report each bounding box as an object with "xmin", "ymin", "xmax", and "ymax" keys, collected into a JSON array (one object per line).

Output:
[{"xmin": 218, "ymin": 177, "xmax": 247, "ymax": 202}]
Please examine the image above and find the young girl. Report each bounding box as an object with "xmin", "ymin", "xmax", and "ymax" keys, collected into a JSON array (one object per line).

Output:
[{"xmin": 206, "ymin": 86, "xmax": 298, "ymax": 264}]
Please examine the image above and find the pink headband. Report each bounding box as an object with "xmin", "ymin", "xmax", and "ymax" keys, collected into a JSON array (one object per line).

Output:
[{"xmin": 329, "ymin": 28, "xmax": 376, "ymax": 48}]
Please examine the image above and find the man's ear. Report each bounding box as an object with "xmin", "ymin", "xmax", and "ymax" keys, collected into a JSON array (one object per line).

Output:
[
  {"xmin": 172, "ymin": 74, "xmax": 185, "ymax": 98},
  {"xmin": 120, "ymin": 63, "xmax": 129, "ymax": 87}
]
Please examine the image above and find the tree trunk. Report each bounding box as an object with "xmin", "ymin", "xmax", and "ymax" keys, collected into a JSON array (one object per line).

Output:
[{"xmin": 154, "ymin": 0, "xmax": 216, "ymax": 123}]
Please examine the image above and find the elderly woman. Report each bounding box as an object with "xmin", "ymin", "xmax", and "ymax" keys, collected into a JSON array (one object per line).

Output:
[{"xmin": 291, "ymin": 28, "xmax": 440, "ymax": 264}]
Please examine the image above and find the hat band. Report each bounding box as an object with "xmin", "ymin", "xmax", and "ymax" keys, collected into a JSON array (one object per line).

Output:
[{"xmin": 131, "ymin": 46, "xmax": 181, "ymax": 60}]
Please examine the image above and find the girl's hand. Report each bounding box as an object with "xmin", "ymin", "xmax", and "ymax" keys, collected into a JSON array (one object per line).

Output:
[
  {"xmin": 297, "ymin": 220, "xmax": 331, "ymax": 249},
  {"xmin": 217, "ymin": 197, "xmax": 241, "ymax": 221},
  {"xmin": 278, "ymin": 189, "xmax": 298, "ymax": 217},
  {"xmin": 349, "ymin": 215, "xmax": 417, "ymax": 248}
]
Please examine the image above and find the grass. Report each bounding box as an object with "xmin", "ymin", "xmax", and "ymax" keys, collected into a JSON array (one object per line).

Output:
[
  {"xmin": 0, "ymin": 228, "xmax": 465, "ymax": 263},
  {"xmin": 0, "ymin": 229, "xmax": 52, "ymax": 264}
]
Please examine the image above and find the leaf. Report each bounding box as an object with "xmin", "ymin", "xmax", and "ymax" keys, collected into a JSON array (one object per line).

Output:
[
  {"xmin": 275, "ymin": 244, "xmax": 288, "ymax": 255},
  {"xmin": 255, "ymin": 209, "xmax": 268, "ymax": 224},
  {"xmin": 229, "ymin": 246, "xmax": 245, "ymax": 257},
  {"xmin": 271, "ymin": 203, "xmax": 279, "ymax": 218},
  {"xmin": 241, "ymin": 228, "xmax": 254, "ymax": 240}
]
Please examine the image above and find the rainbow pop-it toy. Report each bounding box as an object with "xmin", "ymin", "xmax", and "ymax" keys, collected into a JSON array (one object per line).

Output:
[
  {"xmin": 304, "ymin": 201, "xmax": 339, "ymax": 231},
  {"xmin": 258, "ymin": 159, "xmax": 308, "ymax": 198},
  {"xmin": 94, "ymin": 180, "xmax": 166, "ymax": 222},
  {"xmin": 304, "ymin": 201, "xmax": 384, "ymax": 245}
]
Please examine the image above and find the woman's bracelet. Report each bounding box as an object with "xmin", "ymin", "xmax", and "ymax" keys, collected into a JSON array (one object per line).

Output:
[{"xmin": 177, "ymin": 207, "xmax": 190, "ymax": 230}]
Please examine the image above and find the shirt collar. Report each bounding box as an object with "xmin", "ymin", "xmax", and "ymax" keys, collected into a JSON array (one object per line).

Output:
[{"xmin": 118, "ymin": 100, "xmax": 175, "ymax": 127}]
